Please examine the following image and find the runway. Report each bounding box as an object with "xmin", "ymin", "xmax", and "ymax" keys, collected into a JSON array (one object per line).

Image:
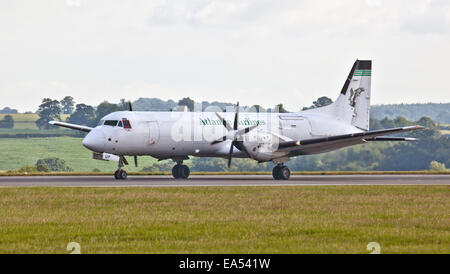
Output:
[{"xmin": 0, "ymin": 174, "xmax": 449, "ymax": 187}]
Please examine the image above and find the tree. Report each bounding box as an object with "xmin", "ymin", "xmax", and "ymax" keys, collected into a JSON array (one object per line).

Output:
[
  {"xmin": 303, "ymin": 96, "xmax": 333, "ymax": 110},
  {"xmin": 118, "ymin": 98, "xmax": 129, "ymax": 110},
  {"xmin": 0, "ymin": 115, "xmax": 14, "ymax": 128},
  {"xmin": 313, "ymin": 96, "xmax": 333, "ymax": 108},
  {"xmin": 68, "ymin": 104, "xmax": 97, "ymax": 127},
  {"xmin": 274, "ymin": 104, "xmax": 288, "ymax": 113},
  {"xmin": 429, "ymin": 161, "xmax": 446, "ymax": 171},
  {"xmin": 36, "ymin": 98, "xmax": 61, "ymax": 129},
  {"xmin": 95, "ymin": 101, "xmax": 123, "ymax": 124},
  {"xmin": 0, "ymin": 107, "xmax": 18, "ymax": 114},
  {"xmin": 60, "ymin": 96, "xmax": 75, "ymax": 114},
  {"xmin": 178, "ymin": 97, "xmax": 195, "ymax": 112},
  {"xmin": 36, "ymin": 158, "xmax": 73, "ymax": 172},
  {"xmin": 249, "ymin": 105, "xmax": 266, "ymax": 113}
]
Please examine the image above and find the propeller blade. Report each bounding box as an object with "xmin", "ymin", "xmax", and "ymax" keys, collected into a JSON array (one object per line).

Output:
[
  {"xmin": 210, "ymin": 135, "xmax": 227, "ymax": 145},
  {"xmin": 227, "ymin": 142, "xmax": 234, "ymax": 168},
  {"xmin": 134, "ymin": 156, "xmax": 138, "ymax": 167},
  {"xmin": 236, "ymin": 124, "xmax": 258, "ymax": 137},
  {"xmin": 215, "ymin": 112, "xmax": 232, "ymax": 131},
  {"xmin": 235, "ymin": 141, "xmax": 253, "ymax": 159},
  {"xmin": 233, "ymin": 102, "xmax": 239, "ymax": 130},
  {"xmin": 128, "ymin": 101, "xmax": 133, "ymax": 111}
]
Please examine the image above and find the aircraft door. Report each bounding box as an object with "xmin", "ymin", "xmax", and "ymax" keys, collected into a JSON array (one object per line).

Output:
[{"xmin": 148, "ymin": 121, "xmax": 160, "ymax": 145}]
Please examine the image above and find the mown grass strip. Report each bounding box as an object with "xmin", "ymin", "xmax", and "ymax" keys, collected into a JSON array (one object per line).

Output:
[{"xmin": 0, "ymin": 186, "xmax": 448, "ymax": 253}]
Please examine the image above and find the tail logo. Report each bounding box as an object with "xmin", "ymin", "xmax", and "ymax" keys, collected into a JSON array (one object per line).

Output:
[{"xmin": 349, "ymin": 88, "xmax": 365, "ymax": 107}]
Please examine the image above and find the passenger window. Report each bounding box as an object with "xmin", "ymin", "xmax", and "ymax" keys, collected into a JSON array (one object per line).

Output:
[
  {"xmin": 104, "ymin": 120, "xmax": 119, "ymax": 126},
  {"xmin": 117, "ymin": 121, "xmax": 123, "ymax": 127},
  {"xmin": 122, "ymin": 119, "xmax": 132, "ymax": 129}
]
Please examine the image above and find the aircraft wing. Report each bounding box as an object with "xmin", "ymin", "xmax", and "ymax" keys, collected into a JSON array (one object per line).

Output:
[
  {"xmin": 49, "ymin": 121, "xmax": 92, "ymax": 132},
  {"xmin": 277, "ymin": 125, "xmax": 424, "ymax": 155}
]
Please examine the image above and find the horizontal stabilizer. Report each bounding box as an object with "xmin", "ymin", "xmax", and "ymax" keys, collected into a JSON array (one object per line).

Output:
[{"xmin": 49, "ymin": 121, "xmax": 92, "ymax": 132}]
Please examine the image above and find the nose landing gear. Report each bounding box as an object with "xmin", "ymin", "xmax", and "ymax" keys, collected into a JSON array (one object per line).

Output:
[
  {"xmin": 172, "ymin": 161, "xmax": 190, "ymax": 179},
  {"xmin": 114, "ymin": 156, "xmax": 128, "ymax": 180},
  {"xmin": 272, "ymin": 164, "xmax": 291, "ymax": 180}
]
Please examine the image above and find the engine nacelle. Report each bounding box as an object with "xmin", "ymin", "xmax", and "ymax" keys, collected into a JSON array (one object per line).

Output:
[{"xmin": 242, "ymin": 130, "xmax": 289, "ymax": 162}]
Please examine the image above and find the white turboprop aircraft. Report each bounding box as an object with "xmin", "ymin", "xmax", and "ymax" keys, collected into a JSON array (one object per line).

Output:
[{"xmin": 50, "ymin": 60, "xmax": 424, "ymax": 180}]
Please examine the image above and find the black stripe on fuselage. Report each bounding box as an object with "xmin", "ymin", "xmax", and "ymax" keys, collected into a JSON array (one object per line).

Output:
[{"xmin": 340, "ymin": 60, "xmax": 358, "ymax": 95}]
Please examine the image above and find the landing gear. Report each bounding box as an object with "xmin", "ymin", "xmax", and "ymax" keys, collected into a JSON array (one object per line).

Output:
[
  {"xmin": 172, "ymin": 163, "xmax": 190, "ymax": 179},
  {"xmin": 114, "ymin": 169, "xmax": 128, "ymax": 180},
  {"xmin": 114, "ymin": 156, "xmax": 128, "ymax": 180},
  {"xmin": 272, "ymin": 165, "xmax": 290, "ymax": 180}
]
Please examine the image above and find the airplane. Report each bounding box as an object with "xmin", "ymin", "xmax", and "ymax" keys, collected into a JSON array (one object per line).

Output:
[{"xmin": 50, "ymin": 60, "xmax": 424, "ymax": 180}]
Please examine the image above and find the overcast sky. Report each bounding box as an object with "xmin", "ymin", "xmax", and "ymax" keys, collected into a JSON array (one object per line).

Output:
[{"xmin": 1, "ymin": 0, "xmax": 449, "ymax": 112}]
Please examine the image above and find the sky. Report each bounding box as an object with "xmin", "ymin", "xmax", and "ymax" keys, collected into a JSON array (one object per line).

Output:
[{"xmin": 1, "ymin": 0, "xmax": 449, "ymax": 112}]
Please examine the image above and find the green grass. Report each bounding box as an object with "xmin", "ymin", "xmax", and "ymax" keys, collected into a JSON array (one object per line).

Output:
[
  {"xmin": 0, "ymin": 137, "xmax": 158, "ymax": 172},
  {"xmin": 0, "ymin": 186, "xmax": 448, "ymax": 254},
  {"xmin": 0, "ymin": 113, "xmax": 70, "ymax": 130}
]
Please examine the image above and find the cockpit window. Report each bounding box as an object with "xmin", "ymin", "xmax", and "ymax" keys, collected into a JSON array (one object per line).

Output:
[
  {"xmin": 117, "ymin": 121, "xmax": 123, "ymax": 127},
  {"xmin": 97, "ymin": 120, "xmax": 104, "ymax": 126},
  {"xmin": 122, "ymin": 119, "xmax": 132, "ymax": 129},
  {"xmin": 104, "ymin": 120, "xmax": 119, "ymax": 127}
]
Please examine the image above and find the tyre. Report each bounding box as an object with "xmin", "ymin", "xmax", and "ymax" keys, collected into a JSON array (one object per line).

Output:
[
  {"xmin": 272, "ymin": 166, "xmax": 281, "ymax": 180},
  {"xmin": 172, "ymin": 165, "xmax": 180, "ymax": 179},
  {"xmin": 178, "ymin": 165, "xmax": 190, "ymax": 179},
  {"xmin": 114, "ymin": 170, "xmax": 120, "ymax": 180},
  {"xmin": 119, "ymin": 170, "xmax": 128, "ymax": 180},
  {"xmin": 278, "ymin": 166, "xmax": 290, "ymax": 180}
]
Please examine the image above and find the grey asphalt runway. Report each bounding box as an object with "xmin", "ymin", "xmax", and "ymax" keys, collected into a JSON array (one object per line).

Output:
[{"xmin": 0, "ymin": 174, "xmax": 449, "ymax": 187}]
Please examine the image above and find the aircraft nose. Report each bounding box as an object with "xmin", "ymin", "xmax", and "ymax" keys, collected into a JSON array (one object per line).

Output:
[{"xmin": 82, "ymin": 129, "xmax": 106, "ymax": 152}]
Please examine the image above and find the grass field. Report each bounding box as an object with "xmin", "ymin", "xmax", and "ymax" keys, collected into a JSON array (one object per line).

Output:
[
  {"xmin": 0, "ymin": 137, "xmax": 158, "ymax": 172},
  {"xmin": 0, "ymin": 186, "xmax": 448, "ymax": 254},
  {"xmin": 0, "ymin": 113, "xmax": 70, "ymax": 130}
]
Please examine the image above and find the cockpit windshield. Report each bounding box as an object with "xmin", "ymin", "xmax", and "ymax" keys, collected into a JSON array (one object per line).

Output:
[{"xmin": 104, "ymin": 120, "xmax": 119, "ymax": 127}]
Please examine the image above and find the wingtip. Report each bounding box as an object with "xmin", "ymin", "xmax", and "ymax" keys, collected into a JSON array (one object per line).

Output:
[{"xmin": 403, "ymin": 125, "xmax": 426, "ymax": 130}]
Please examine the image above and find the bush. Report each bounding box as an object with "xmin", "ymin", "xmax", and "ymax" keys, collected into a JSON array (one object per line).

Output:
[
  {"xmin": 18, "ymin": 166, "xmax": 38, "ymax": 173},
  {"xmin": 92, "ymin": 168, "xmax": 101, "ymax": 172},
  {"xmin": 0, "ymin": 115, "xmax": 14, "ymax": 128},
  {"xmin": 429, "ymin": 161, "xmax": 446, "ymax": 171},
  {"xmin": 36, "ymin": 158, "xmax": 73, "ymax": 172},
  {"xmin": 36, "ymin": 163, "xmax": 50, "ymax": 172}
]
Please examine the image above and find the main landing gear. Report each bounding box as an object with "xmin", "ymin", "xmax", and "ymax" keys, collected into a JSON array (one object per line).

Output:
[
  {"xmin": 172, "ymin": 161, "xmax": 190, "ymax": 179},
  {"xmin": 114, "ymin": 156, "xmax": 128, "ymax": 180},
  {"xmin": 272, "ymin": 164, "xmax": 291, "ymax": 180}
]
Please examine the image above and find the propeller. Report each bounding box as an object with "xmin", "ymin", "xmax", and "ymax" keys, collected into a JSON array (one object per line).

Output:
[
  {"xmin": 128, "ymin": 100, "xmax": 138, "ymax": 167},
  {"xmin": 210, "ymin": 102, "xmax": 258, "ymax": 168}
]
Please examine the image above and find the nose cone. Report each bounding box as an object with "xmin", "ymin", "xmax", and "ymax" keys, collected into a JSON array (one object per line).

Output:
[{"xmin": 82, "ymin": 129, "xmax": 106, "ymax": 152}]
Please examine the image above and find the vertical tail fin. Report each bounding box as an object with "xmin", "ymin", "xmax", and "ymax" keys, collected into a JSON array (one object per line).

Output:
[{"xmin": 333, "ymin": 59, "xmax": 372, "ymax": 130}]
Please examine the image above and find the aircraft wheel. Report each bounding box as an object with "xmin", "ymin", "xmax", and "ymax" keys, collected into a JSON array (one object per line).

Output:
[
  {"xmin": 177, "ymin": 165, "xmax": 190, "ymax": 179},
  {"xmin": 172, "ymin": 165, "xmax": 180, "ymax": 179},
  {"xmin": 272, "ymin": 166, "xmax": 281, "ymax": 180},
  {"xmin": 278, "ymin": 166, "xmax": 290, "ymax": 180},
  {"xmin": 114, "ymin": 170, "xmax": 127, "ymax": 180},
  {"xmin": 272, "ymin": 165, "xmax": 290, "ymax": 180}
]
